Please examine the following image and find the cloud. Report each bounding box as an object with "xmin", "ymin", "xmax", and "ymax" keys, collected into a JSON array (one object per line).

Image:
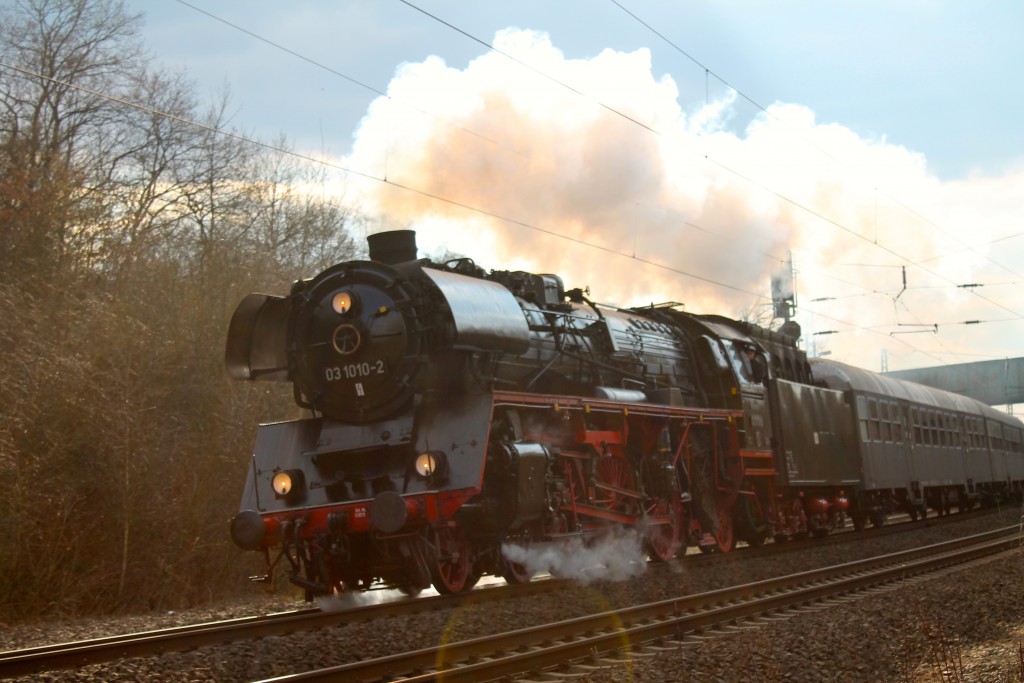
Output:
[{"xmin": 343, "ymin": 28, "xmax": 1024, "ymax": 376}]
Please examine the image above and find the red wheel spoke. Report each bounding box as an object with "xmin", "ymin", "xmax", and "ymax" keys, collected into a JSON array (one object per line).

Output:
[{"xmin": 430, "ymin": 526, "xmax": 475, "ymax": 594}]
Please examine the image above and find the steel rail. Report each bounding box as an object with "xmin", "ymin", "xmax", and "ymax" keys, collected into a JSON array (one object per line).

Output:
[
  {"xmin": 0, "ymin": 507, "xmax": 1001, "ymax": 678},
  {"xmin": 0, "ymin": 579, "xmax": 560, "ymax": 678},
  {"xmin": 255, "ymin": 525, "xmax": 1022, "ymax": 683}
]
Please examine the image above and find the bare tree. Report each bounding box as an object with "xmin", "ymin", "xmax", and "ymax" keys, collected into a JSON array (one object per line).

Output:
[
  {"xmin": 0, "ymin": 0, "xmax": 147, "ymax": 281},
  {"xmin": 98, "ymin": 66, "xmax": 200, "ymax": 280},
  {"xmin": 0, "ymin": 0, "xmax": 363, "ymax": 619},
  {"xmin": 238, "ymin": 136, "xmax": 358, "ymax": 275},
  {"xmin": 734, "ymin": 299, "xmax": 778, "ymax": 330}
]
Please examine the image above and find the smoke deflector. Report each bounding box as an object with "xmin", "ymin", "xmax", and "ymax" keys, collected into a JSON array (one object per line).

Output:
[{"xmin": 422, "ymin": 267, "xmax": 531, "ymax": 355}]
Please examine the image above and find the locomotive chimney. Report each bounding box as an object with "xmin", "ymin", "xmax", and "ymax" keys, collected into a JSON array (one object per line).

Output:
[{"xmin": 367, "ymin": 230, "xmax": 418, "ymax": 265}]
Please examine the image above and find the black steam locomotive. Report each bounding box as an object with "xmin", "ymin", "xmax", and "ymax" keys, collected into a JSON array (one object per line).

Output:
[{"xmin": 225, "ymin": 230, "xmax": 1024, "ymax": 597}]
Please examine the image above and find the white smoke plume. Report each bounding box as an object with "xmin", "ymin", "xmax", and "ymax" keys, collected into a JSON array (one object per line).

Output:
[
  {"xmin": 343, "ymin": 28, "xmax": 1024, "ymax": 376},
  {"xmin": 502, "ymin": 527, "xmax": 648, "ymax": 585}
]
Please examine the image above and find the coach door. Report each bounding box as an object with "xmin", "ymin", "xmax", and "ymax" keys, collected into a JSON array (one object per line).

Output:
[
  {"xmin": 856, "ymin": 394, "xmax": 911, "ymax": 489},
  {"xmin": 894, "ymin": 400, "xmax": 914, "ymax": 480},
  {"xmin": 987, "ymin": 420, "xmax": 1010, "ymax": 483}
]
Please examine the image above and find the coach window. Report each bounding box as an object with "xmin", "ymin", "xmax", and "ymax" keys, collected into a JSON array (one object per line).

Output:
[
  {"xmin": 868, "ymin": 398, "xmax": 880, "ymax": 441},
  {"xmin": 880, "ymin": 401, "xmax": 892, "ymax": 442},
  {"xmin": 860, "ymin": 395, "xmax": 868, "ymax": 444},
  {"xmin": 857, "ymin": 396, "xmax": 869, "ymax": 442},
  {"xmin": 912, "ymin": 408, "xmax": 922, "ymax": 445},
  {"xmin": 892, "ymin": 405, "xmax": 904, "ymax": 442}
]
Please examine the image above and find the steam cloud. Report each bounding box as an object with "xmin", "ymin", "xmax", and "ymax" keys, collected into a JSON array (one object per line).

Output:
[
  {"xmin": 343, "ymin": 28, "xmax": 1024, "ymax": 375},
  {"xmin": 502, "ymin": 527, "xmax": 648, "ymax": 584}
]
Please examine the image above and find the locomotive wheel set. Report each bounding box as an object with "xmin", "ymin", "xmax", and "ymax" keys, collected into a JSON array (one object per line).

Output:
[{"xmin": 225, "ymin": 230, "xmax": 1024, "ymax": 598}]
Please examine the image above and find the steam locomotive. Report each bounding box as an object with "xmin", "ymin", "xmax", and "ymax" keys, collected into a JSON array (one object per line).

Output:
[{"xmin": 225, "ymin": 230, "xmax": 1024, "ymax": 597}]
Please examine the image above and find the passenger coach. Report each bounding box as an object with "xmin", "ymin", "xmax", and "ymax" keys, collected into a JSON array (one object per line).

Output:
[{"xmin": 809, "ymin": 358, "xmax": 1024, "ymax": 524}]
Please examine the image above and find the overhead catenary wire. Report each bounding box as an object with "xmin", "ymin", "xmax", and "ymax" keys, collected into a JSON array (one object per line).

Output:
[
  {"xmin": 16, "ymin": 3, "xmax": 1021, "ymax": 367},
  {"xmin": 166, "ymin": 0, "xmax": 1022, "ymax": 347},
  {"xmin": 603, "ymin": 1, "xmax": 1024, "ymax": 349},
  {"xmin": 169, "ymin": 0, "xmax": 529, "ymax": 159},
  {"xmin": 1, "ymin": 58, "xmax": 946, "ymax": 362},
  {"xmin": 0, "ymin": 60, "xmax": 765, "ymax": 302},
  {"xmin": 161, "ymin": 1, "xmax": 823, "ymax": 293},
  {"xmin": 393, "ymin": 0, "xmax": 1024, "ymax": 331},
  {"xmin": 609, "ymin": 0, "xmax": 1024, "ymax": 285}
]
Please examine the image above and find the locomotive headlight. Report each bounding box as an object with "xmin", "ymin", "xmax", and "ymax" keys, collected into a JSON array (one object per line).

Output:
[
  {"xmin": 271, "ymin": 469, "xmax": 305, "ymax": 499},
  {"xmin": 331, "ymin": 291, "xmax": 355, "ymax": 315},
  {"xmin": 415, "ymin": 452, "xmax": 437, "ymax": 477},
  {"xmin": 414, "ymin": 451, "xmax": 447, "ymax": 478},
  {"xmin": 272, "ymin": 471, "xmax": 293, "ymax": 495}
]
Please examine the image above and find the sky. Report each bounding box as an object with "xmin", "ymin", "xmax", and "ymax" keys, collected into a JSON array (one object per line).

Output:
[{"xmin": 132, "ymin": 0, "xmax": 1024, "ymax": 396}]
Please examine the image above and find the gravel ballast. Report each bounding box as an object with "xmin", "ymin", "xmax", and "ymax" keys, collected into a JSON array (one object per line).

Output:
[{"xmin": 3, "ymin": 508, "xmax": 1023, "ymax": 682}]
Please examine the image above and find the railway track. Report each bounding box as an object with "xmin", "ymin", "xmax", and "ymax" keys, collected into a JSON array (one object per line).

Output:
[
  {"xmin": 0, "ymin": 577, "xmax": 565, "ymax": 679},
  {"xmin": 254, "ymin": 525, "xmax": 1023, "ymax": 682},
  {"xmin": 0, "ymin": 508, "xmax": 1003, "ymax": 680}
]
